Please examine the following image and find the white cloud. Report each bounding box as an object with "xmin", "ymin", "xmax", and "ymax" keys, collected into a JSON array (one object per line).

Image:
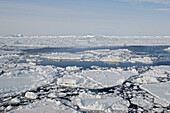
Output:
[
  {"xmin": 157, "ymin": 8, "xmax": 170, "ymax": 12},
  {"xmin": 120, "ymin": 0, "xmax": 170, "ymax": 12},
  {"xmin": 121, "ymin": 0, "xmax": 170, "ymax": 4}
]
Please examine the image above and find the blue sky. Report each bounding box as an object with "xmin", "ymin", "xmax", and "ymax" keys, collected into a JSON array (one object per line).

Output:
[{"xmin": 0, "ymin": 0, "xmax": 170, "ymax": 36}]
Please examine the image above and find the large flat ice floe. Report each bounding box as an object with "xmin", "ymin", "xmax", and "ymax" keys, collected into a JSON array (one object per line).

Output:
[
  {"xmin": 11, "ymin": 99, "xmax": 77, "ymax": 113},
  {"xmin": 0, "ymin": 63, "xmax": 57, "ymax": 96},
  {"xmin": 57, "ymin": 67, "xmax": 138, "ymax": 88},
  {"xmin": 141, "ymin": 82, "xmax": 170, "ymax": 106},
  {"xmin": 0, "ymin": 76, "xmax": 33, "ymax": 95},
  {"xmin": 81, "ymin": 69, "xmax": 137, "ymax": 87}
]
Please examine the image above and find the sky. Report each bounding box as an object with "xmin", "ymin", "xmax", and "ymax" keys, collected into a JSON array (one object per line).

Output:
[{"xmin": 0, "ymin": 0, "xmax": 170, "ymax": 36}]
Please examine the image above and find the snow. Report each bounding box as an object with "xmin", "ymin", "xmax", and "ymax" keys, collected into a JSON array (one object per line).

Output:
[
  {"xmin": 0, "ymin": 76, "xmax": 34, "ymax": 95},
  {"xmin": 57, "ymin": 78, "xmax": 79, "ymax": 85},
  {"xmin": 11, "ymin": 99, "xmax": 77, "ymax": 113},
  {"xmin": 13, "ymin": 40, "xmax": 22, "ymax": 45},
  {"xmin": 164, "ymin": 47, "xmax": 170, "ymax": 51},
  {"xmin": 73, "ymin": 92, "xmax": 128, "ymax": 111},
  {"xmin": 43, "ymin": 52, "xmax": 82, "ymax": 61},
  {"xmin": 6, "ymin": 105, "xmax": 13, "ymax": 111},
  {"xmin": 0, "ymin": 50, "xmax": 20, "ymax": 55},
  {"xmin": 66, "ymin": 66, "xmax": 82, "ymax": 71},
  {"xmin": 0, "ymin": 36, "xmax": 170, "ymax": 47},
  {"xmin": 10, "ymin": 98, "xmax": 21, "ymax": 104},
  {"xmin": 130, "ymin": 96, "xmax": 154, "ymax": 109},
  {"xmin": 111, "ymin": 99, "xmax": 129, "ymax": 112},
  {"xmin": 47, "ymin": 93, "xmax": 57, "ymax": 98},
  {"xmin": 141, "ymin": 82, "xmax": 170, "ymax": 105},
  {"xmin": 0, "ymin": 63, "xmax": 57, "ymax": 96},
  {"xmin": 41, "ymin": 49, "xmax": 156, "ymax": 64},
  {"xmin": 129, "ymin": 56, "xmax": 153, "ymax": 64},
  {"xmin": 56, "ymin": 74, "xmax": 84, "ymax": 87},
  {"xmin": 81, "ymin": 69, "xmax": 137, "ymax": 87},
  {"xmin": 55, "ymin": 67, "xmax": 138, "ymax": 88},
  {"xmin": 25, "ymin": 92, "xmax": 37, "ymax": 99},
  {"xmin": 134, "ymin": 66, "xmax": 170, "ymax": 84}
]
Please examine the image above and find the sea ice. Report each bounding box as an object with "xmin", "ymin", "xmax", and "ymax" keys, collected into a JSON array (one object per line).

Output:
[
  {"xmin": 1, "ymin": 36, "xmax": 170, "ymax": 47},
  {"xmin": 11, "ymin": 99, "xmax": 77, "ymax": 113},
  {"xmin": 134, "ymin": 66, "xmax": 170, "ymax": 84},
  {"xmin": 141, "ymin": 82, "xmax": 170, "ymax": 106},
  {"xmin": 81, "ymin": 69, "xmax": 137, "ymax": 87},
  {"xmin": 57, "ymin": 78, "xmax": 79, "ymax": 85},
  {"xmin": 73, "ymin": 92, "xmax": 127, "ymax": 111},
  {"xmin": 41, "ymin": 48, "xmax": 156, "ymax": 64},
  {"xmin": 0, "ymin": 76, "xmax": 34, "ymax": 96},
  {"xmin": 0, "ymin": 36, "xmax": 170, "ymax": 112},
  {"xmin": 164, "ymin": 47, "xmax": 170, "ymax": 51},
  {"xmin": 25, "ymin": 92, "xmax": 37, "ymax": 99},
  {"xmin": 10, "ymin": 97, "xmax": 21, "ymax": 104},
  {"xmin": 0, "ymin": 63, "xmax": 57, "ymax": 96}
]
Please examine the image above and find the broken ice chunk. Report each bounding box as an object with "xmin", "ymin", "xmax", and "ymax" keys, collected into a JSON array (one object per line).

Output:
[
  {"xmin": 57, "ymin": 78, "xmax": 79, "ymax": 85},
  {"xmin": 25, "ymin": 92, "xmax": 37, "ymax": 99},
  {"xmin": 48, "ymin": 93, "xmax": 57, "ymax": 98},
  {"xmin": 6, "ymin": 105, "xmax": 13, "ymax": 111},
  {"xmin": 10, "ymin": 98, "xmax": 20, "ymax": 104}
]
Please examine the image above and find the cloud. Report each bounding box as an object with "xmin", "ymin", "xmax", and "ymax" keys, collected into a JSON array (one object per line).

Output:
[
  {"xmin": 121, "ymin": 0, "xmax": 170, "ymax": 5},
  {"xmin": 157, "ymin": 8, "xmax": 170, "ymax": 12},
  {"xmin": 120, "ymin": 0, "xmax": 170, "ymax": 12}
]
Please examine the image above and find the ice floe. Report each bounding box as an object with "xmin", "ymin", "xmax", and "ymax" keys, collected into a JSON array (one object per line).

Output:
[
  {"xmin": 134, "ymin": 66, "xmax": 170, "ymax": 84},
  {"xmin": 57, "ymin": 67, "xmax": 138, "ymax": 88},
  {"xmin": 0, "ymin": 63, "xmax": 58, "ymax": 96},
  {"xmin": 41, "ymin": 49, "xmax": 157, "ymax": 64},
  {"xmin": 11, "ymin": 99, "xmax": 77, "ymax": 113},
  {"xmin": 73, "ymin": 92, "xmax": 129, "ymax": 112},
  {"xmin": 81, "ymin": 69, "xmax": 137, "ymax": 87},
  {"xmin": 25, "ymin": 92, "xmax": 37, "ymax": 99},
  {"xmin": 141, "ymin": 82, "xmax": 170, "ymax": 106}
]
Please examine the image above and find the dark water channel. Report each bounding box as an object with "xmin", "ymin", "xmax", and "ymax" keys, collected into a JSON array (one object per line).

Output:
[
  {"xmin": 36, "ymin": 58, "xmax": 147, "ymax": 69},
  {"xmin": 23, "ymin": 45, "xmax": 170, "ymax": 54},
  {"xmin": 23, "ymin": 45, "xmax": 170, "ymax": 68}
]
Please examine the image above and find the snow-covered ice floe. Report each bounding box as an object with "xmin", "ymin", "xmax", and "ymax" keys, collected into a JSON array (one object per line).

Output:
[
  {"xmin": 141, "ymin": 82, "xmax": 170, "ymax": 107},
  {"xmin": 164, "ymin": 47, "xmax": 170, "ymax": 51},
  {"xmin": 134, "ymin": 66, "xmax": 170, "ymax": 84},
  {"xmin": 132, "ymin": 66, "xmax": 170, "ymax": 108},
  {"xmin": 81, "ymin": 69, "xmax": 137, "ymax": 88},
  {"xmin": 0, "ymin": 63, "xmax": 57, "ymax": 96},
  {"xmin": 42, "ymin": 49, "xmax": 157, "ymax": 64},
  {"xmin": 57, "ymin": 78, "xmax": 79, "ymax": 86},
  {"xmin": 0, "ymin": 50, "xmax": 20, "ymax": 55},
  {"xmin": 11, "ymin": 99, "xmax": 77, "ymax": 113},
  {"xmin": 72, "ymin": 92, "xmax": 129, "ymax": 112},
  {"xmin": 57, "ymin": 67, "xmax": 138, "ymax": 88}
]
